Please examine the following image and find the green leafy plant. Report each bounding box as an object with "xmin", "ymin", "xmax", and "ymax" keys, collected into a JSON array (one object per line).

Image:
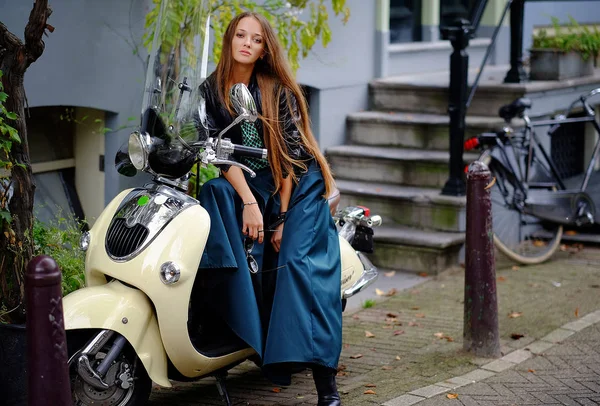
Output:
[
  {"xmin": 533, "ymin": 16, "xmax": 600, "ymax": 61},
  {"xmin": 0, "ymin": 70, "xmax": 20, "ymax": 227},
  {"xmin": 187, "ymin": 163, "xmax": 220, "ymax": 198},
  {"xmin": 362, "ymin": 299, "xmax": 376, "ymax": 309},
  {"xmin": 143, "ymin": 0, "xmax": 350, "ymax": 73},
  {"xmin": 32, "ymin": 213, "xmax": 86, "ymax": 296}
]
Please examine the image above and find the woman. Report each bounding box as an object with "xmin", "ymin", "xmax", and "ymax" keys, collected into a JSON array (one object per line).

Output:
[{"xmin": 196, "ymin": 11, "xmax": 342, "ymax": 406}]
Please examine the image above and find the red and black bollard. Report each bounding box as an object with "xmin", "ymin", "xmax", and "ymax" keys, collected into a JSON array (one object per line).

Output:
[
  {"xmin": 26, "ymin": 255, "xmax": 71, "ymax": 405},
  {"xmin": 463, "ymin": 161, "xmax": 501, "ymax": 358}
]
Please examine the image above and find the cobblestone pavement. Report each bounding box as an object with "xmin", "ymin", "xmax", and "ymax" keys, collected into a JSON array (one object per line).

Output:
[
  {"xmin": 415, "ymin": 323, "xmax": 600, "ymax": 406},
  {"xmin": 148, "ymin": 247, "xmax": 600, "ymax": 406}
]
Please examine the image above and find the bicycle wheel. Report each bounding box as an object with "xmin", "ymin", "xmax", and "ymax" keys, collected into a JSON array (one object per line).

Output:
[{"xmin": 480, "ymin": 153, "xmax": 563, "ymax": 264}]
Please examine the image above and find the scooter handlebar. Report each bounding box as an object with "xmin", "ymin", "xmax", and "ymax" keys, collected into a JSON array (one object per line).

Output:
[{"xmin": 232, "ymin": 144, "xmax": 268, "ymax": 160}]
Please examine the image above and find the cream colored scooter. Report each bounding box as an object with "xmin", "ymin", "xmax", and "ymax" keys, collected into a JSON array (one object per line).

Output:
[{"xmin": 63, "ymin": 80, "xmax": 381, "ymax": 404}]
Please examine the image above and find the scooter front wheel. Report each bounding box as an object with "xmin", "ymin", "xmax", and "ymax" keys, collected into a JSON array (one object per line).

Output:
[{"xmin": 67, "ymin": 329, "xmax": 152, "ymax": 406}]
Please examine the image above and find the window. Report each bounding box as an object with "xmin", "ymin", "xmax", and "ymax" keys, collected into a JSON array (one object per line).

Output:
[
  {"xmin": 439, "ymin": 0, "xmax": 477, "ymax": 28},
  {"xmin": 389, "ymin": 0, "xmax": 422, "ymax": 44}
]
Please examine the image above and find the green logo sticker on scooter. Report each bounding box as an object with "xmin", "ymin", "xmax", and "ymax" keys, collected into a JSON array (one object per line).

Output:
[{"xmin": 137, "ymin": 195, "xmax": 150, "ymax": 206}]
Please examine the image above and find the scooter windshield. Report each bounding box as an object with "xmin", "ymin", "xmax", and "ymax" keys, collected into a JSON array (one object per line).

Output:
[{"xmin": 140, "ymin": 0, "xmax": 211, "ymax": 177}]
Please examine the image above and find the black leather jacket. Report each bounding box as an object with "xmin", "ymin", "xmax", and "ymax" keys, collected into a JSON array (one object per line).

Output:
[{"xmin": 197, "ymin": 73, "xmax": 311, "ymax": 172}]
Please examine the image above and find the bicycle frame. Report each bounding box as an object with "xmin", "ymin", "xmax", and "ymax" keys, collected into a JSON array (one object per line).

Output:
[{"xmin": 482, "ymin": 88, "xmax": 600, "ymax": 227}]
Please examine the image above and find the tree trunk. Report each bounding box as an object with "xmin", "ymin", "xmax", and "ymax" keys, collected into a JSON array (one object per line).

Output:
[{"xmin": 0, "ymin": 1, "xmax": 53, "ymax": 324}]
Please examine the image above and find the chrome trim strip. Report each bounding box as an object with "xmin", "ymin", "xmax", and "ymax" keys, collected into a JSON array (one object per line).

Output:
[{"xmin": 105, "ymin": 183, "xmax": 199, "ymax": 262}]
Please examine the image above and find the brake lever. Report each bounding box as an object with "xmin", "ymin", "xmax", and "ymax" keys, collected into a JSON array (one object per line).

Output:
[{"xmin": 211, "ymin": 159, "xmax": 257, "ymax": 178}]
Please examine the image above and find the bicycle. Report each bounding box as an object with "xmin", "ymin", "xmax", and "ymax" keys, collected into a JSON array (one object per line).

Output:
[{"xmin": 464, "ymin": 88, "xmax": 600, "ymax": 264}]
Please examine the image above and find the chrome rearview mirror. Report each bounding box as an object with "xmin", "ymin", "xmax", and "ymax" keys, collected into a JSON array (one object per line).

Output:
[{"xmin": 230, "ymin": 83, "xmax": 258, "ymax": 123}]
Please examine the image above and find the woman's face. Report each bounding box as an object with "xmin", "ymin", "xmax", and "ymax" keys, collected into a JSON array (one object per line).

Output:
[{"xmin": 231, "ymin": 17, "xmax": 265, "ymax": 67}]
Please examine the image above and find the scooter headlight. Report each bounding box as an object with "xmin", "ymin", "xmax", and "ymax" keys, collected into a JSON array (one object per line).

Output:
[
  {"xmin": 79, "ymin": 231, "xmax": 91, "ymax": 251},
  {"xmin": 160, "ymin": 262, "xmax": 181, "ymax": 285},
  {"xmin": 128, "ymin": 132, "xmax": 151, "ymax": 170}
]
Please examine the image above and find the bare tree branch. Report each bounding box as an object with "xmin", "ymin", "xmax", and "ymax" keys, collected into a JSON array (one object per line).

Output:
[
  {"xmin": 0, "ymin": 22, "xmax": 24, "ymax": 59},
  {"xmin": 24, "ymin": 0, "xmax": 53, "ymax": 66}
]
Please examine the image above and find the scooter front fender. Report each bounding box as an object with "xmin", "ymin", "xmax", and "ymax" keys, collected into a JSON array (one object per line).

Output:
[{"xmin": 63, "ymin": 280, "xmax": 171, "ymax": 387}]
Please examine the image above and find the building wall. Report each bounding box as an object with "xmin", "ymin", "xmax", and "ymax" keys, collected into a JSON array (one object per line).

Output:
[
  {"xmin": 0, "ymin": 0, "xmax": 151, "ymax": 206},
  {"xmin": 294, "ymin": 0, "xmax": 377, "ymax": 150},
  {"xmin": 74, "ymin": 108, "xmax": 106, "ymax": 226}
]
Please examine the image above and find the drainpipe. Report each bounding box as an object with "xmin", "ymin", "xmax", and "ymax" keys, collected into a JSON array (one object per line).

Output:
[{"xmin": 375, "ymin": 0, "xmax": 389, "ymax": 78}]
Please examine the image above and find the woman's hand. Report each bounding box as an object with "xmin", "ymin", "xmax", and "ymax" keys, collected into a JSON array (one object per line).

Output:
[
  {"xmin": 243, "ymin": 204, "xmax": 264, "ymax": 243},
  {"xmin": 271, "ymin": 223, "xmax": 284, "ymax": 252}
]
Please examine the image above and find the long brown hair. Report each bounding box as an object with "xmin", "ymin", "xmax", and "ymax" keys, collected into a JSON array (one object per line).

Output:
[{"xmin": 215, "ymin": 11, "xmax": 335, "ymax": 198}]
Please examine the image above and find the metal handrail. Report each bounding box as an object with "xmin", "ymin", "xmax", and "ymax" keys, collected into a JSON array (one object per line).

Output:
[{"xmin": 466, "ymin": 0, "xmax": 513, "ymax": 108}]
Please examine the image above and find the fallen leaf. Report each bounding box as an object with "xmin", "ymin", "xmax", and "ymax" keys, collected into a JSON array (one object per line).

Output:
[
  {"xmin": 508, "ymin": 312, "xmax": 523, "ymax": 318},
  {"xmin": 364, "ymin": 389, "xmax": 377, "ymax": 395},
  {"xmin": 365, "ymin": 331, "xmax": 376, "ymax": 338},
  {"xmin": 296, "ymin": 395, "xmax": 305, "ymax": 399},
  {"xmin": 337, "ymin": 364, "xmax": 347, "ymax": 371},
  {"xmin": 498, "ymin": 276, "xmax": 506, "ymax": 282},
  {"xmin": 393, "ymin": 330, "xmax": 405, "ymax": 336},
  {"xmin": 512, "ymin": 265, "xmax": 520, "ymax": 271},
  {"xmin": 365, "ymin": 383, "xmax": 377, "ymax": 388},
  {"xmin": 533, "ymin": 240, "xmax": 547, "ymax": 247},
  {"xmin": 528, "ymin": 369, "xmax": 535, "ymax": 373},
  {"xmin": 272, "ymin": 388, "xmax": 281, "ymax": 393},
  {"xmin": 350, "ymin": 354, "xmax": 363, "ymax": 359},
  {"xmin": 382, "ymin": 366, "xmax": 393, "ymax": 370},
  {"xmin": 529, "ymin": 283, "xmax": 540, "ymax": 288},
  {"xmin": 395, "ymin": 356, "xmax": 402, "ymax": 361},
  {"xmin": 386, "ymin": 288, "xmax": 398, "ymax": 296},
  {"xmin": 591, "ymin": 284, "xmax": 600, "ymax": 289},
  {"xmin": 408, "ymin": 321, "xmax": 421, "ymax": 327},
  {"xmin": 565, "ymin": 230, "xmax": 577, "ymax": 235},
  {"xmin": 415, "ymin": 313, "xmax": 426, "ymax": 318},
  {"xmin": 444, "ymin": 336, "xmax": 454, "ymax": 342},
  {"xmin": 386, "ymin": 312, "xmax": 399, "ymax": 318},
  {"xmin": 336, "ymin": 371, "xmax": 347, "ymax": 376},
  {"xmin": 352, "ymin": 315, "xmax": 360, "ymax": 320},
  {"xmin": 344, "ymin": 343, "xmax": 351, "ymax": 349},
  {"xmin": 560, "ymin": 244, "xmax": 568, "ymax": 252},
  {"xmin": 385, "ymin": 317, "xmax": 397, "ymax": 323},
  {"xmin": 375, "ymin": 288, "xmax": 386, "ymax": 296},
  {"xmin": 575, "ymin": 307, "xmax": 579, "ymax": 318},
  {"xmin": 419, "ymin": 272, "xmax": 428, "ymax": 277},
  {"xmin": 447, "ymin": 393, "xmax": 459, "ymax": 399},
  {"xmin": 434, "ymin": 332, "xmax": 444, "ymax": 338},
  {"xmin": 510, "ymin": 333, "xmax": 525, "ymax": 340},
  {"xmin": 411, "ymin": 306, "xmax": 420, "ymax": 310},
  {"xmin": 384, "ymin": 271, "xmax": 396, "ymax": 277},
  {"xmin": 370, "ymin": 348, "xmax": 377, "ymax": 352}
]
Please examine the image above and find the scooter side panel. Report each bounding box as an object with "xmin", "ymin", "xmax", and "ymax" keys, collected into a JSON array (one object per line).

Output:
[
  {"xmin": 340, "ymin": 236, "xmax": 363, "ymax": 295},
  {"xmin": 63, "ymin": 280, "xmax": 171, "ymax": 387},
  {"xmin": 86, "ymin": 203, "xmax": 254, "ymax": 378}
]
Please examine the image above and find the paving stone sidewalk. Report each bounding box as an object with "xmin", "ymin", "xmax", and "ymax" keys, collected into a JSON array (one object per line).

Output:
[
  {"xmin": 148, "ymin": 247, "xmax": 600, "ymax": 405},
  {"xmin": 409, "ymin": 321, "xmax": 600, "ymax": 406}
]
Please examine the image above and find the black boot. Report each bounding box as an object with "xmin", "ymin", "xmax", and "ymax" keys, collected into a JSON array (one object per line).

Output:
[{"xmin": 312, "ymin": 365, "xmax": 341, "ymax": 406}]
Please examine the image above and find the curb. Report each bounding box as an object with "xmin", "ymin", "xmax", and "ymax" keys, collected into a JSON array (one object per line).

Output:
[{"xmin": 379, "ymin": 309, "xmax": 600, "ymax": 406}]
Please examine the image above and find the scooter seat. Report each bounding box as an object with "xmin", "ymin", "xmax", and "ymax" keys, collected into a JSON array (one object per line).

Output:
[{"xmin": 328, "ymin": 187, "xmax": 341, "ymax": 216}]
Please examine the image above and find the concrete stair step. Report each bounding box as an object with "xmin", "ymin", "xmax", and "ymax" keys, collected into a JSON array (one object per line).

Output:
[
  {"xmin": 347, "ymin": 111, "xmax": 505, "ymax": 150},
  {"xmin": 371, "ymin": 225, "xmax": 464, "ymax": 274},
  {"xmin": 336, "ymin": 179, "xmax": 466, "ymax": 232},
  {"xmin": 327, "ymin": 145, "xmax": 479, "ymax": 188},
  {"xmin": 369, "ymin": 77, "xmax": 524, "ymax": 116}
]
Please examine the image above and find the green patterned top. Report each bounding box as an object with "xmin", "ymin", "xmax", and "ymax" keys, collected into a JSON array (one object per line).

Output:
[{"xmin": 241, "ymin": 121, "xmax": 269, "ymax": 171}]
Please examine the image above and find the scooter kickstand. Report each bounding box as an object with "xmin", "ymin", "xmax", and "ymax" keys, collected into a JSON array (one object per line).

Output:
[{"xmin": 215, "ymin": 373, "xmax": 232, "ymax": 406}]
